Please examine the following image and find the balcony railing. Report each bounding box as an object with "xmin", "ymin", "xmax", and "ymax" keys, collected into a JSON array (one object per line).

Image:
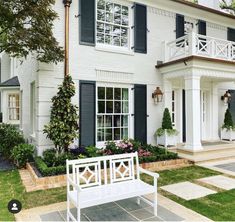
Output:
[{"xmin": 163, "ymin": 32, "xmax": 235, "ymax": 63}]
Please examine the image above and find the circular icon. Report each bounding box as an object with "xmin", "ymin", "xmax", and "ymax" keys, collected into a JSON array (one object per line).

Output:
[{"xmin": 8, "ymin": 199, "xmax": 22, "ymax": 214}]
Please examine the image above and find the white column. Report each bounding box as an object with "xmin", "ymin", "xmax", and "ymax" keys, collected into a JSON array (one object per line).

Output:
[
  {"xmin": 211, "ymin": 82, "xmax": 220, "ymax": 140},
  {"xmin": 185, "ymin": 75, "xmax": 203, "ymax": 151},
  {"xmin": 163, "ymin": 79, "xmax": 172, "ymax": 110}
]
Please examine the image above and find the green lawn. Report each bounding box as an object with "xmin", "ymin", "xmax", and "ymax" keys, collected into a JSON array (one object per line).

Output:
[
  {"xmin": 0, "ymin": 170, "xmax": 66, "ymax": 221},
  {"xmin": 1, "ymin": 166, "xmax": 235, "ymax": 221},
  {"xmin": 142, "ymin": 165, "xmax": 235, "ymax": 221}
]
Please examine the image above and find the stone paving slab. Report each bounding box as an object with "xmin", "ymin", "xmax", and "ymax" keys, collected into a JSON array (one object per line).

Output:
[
  {"xmin": 161, "ymin": 182, "xmax": 217, "ymax": 200},
  {"xmin": 215, "ymin": 162, "xmax": 235, "ymax": 173},
  {"xmin": 198, "ymin": 175, "xmax": 235, "ymax": 190}
]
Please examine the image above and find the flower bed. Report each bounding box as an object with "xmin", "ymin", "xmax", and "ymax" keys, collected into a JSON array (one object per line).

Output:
[{"xmin": 33, "ymin": 139, "xmax": 178, "ymax": 177}]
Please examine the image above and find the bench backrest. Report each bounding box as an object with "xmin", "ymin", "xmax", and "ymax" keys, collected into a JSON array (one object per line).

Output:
[{"xmin": 66, "ymin": 152, "xmax": 139, "ymax": 189}]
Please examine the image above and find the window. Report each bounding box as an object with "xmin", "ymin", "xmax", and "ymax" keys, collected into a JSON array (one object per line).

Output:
[
  {"xmin": 8, "ymin": 93, "xmax": 20, "ymax": 121},
  {"xmin": 97, "ymin": 86, "xmax": 129, "ymax": 142},
  {"xmin": 96, "ymin": 0, "xmax": 130, "ymax": 48},
  {"xmin": 172, "ymin": 91, "xmax": 176, "ymax": 127}
]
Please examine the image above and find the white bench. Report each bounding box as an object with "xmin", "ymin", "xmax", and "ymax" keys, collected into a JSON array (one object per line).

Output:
[{"xmin": 66, "ymin": 152, "xmax": 159, "ymax": 222}]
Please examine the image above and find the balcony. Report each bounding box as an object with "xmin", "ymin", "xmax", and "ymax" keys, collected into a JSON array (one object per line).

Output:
[{"xmin": 163, "ymin": 32, "xmax": 235, "ymax": 63}]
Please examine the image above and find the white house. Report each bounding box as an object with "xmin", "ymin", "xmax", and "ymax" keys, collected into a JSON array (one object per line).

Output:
[{"xmin": 1, "ymin": 0, "xmax": 235, "ymax": 158}]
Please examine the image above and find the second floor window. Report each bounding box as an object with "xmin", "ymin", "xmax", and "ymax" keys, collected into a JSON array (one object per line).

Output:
[{"xmin": 96, "ymin": 0, "xmax": 130, "ymax": 48}]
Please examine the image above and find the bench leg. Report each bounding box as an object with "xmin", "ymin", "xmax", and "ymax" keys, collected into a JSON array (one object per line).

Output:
[
  {"xmin": 77, "ymin": 206, "xmax": 81, "ymax": 222},
  {"xmin": 137, "ymin": 197, "xmax": 141, "ymax": 205},
  {"xmin": 154, "ymin": 192, "xmax": 158, "ymax": 216}
]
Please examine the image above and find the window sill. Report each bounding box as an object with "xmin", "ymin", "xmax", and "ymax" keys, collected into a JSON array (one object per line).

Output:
[{"xmin": 95, "ymin": 45, "xmax": 134, "ymax": 56}]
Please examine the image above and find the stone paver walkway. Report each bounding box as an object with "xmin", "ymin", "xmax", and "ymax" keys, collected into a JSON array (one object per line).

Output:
[
  {"xmin": 0, "ymin": 155, "xmax": 15, "ymax": 171},
  {"xmin": 198, "ymin": 175, "xmax": 235, "ymax": 190},
  {"xmin": 19, "ymin": 169, "xmax": 38, "ymax": 192},
  {"xmin": 15, "ymin": 194, "xmax": 212, "ymax": 222},
  {"xmin": 161, "ymin": 182, "xmax": 216, "ymax": 200},
  {"xmin": 197, "ymin": 158, "xmax": 235, "ymax": 177}
]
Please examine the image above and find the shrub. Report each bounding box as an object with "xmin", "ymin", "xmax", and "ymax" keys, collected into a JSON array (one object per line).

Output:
[
  {"xmin": 162, "ymin": 108, "xmax": 173, "ymax": 130},
  {"xmin": 223, "ymin": 108, "xmax": 234, "ymax": 129},
  {"xmin": 85, "ymin": 146, "xmax": 102, "ymax": 157},
  {"xmin": 44, "ymin": 75, "xmax": 79, "ymax": 153},
  {"xmin": 11, "ymin": 144, "xmax": 34, "ymax": 168},
  {"xmin": 0, "ymin": 124, "xmax": 25, "ymax": 159},
  {"xmin": 35, "ymin": 157, "xmax": 66, "ymax": 177}
]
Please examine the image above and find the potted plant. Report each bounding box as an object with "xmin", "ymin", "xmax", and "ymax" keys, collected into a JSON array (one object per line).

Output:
[
  {"xmin": 156, "ymin": 108, "xmax": 178, "ymax": 147},
  {"xmin": 221, "ymin": 108, "xmax": 235, "ymax": 141}
]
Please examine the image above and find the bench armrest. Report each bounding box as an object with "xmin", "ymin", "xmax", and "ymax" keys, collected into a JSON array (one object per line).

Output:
[
  {"xmin": 138, "ymin": 167, "xmax": 159, "ymax": 179},
  {"xmin": 67, "ymin": 176, "xmax": 81, "ymax": 192}
]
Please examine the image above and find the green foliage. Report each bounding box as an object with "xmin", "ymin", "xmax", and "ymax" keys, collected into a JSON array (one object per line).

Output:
[
  {"xmin": 11, "ymin": 144, "xmax": 34, "ymax": 168},
  {"xmin": 155, "ymin": 128, "xmax": 178, "ymax": 137},
  {"xmin": 220, "ymin": 0, "xmax": 235, "ymax": 14},
  {"xmin": 0, "ymin": 124, "xmax": 25, "ymax": 159},
  {"xmin": 0, "ymin": 0, "xmax": 64, "ymax": 63},
  {"xmin": 223, "ymin": 108, "xmax": 234, "ymax": 129},
  {"xmin": 42, "ymin": 149, "xmax": 75, "ymax": 167},
  {"xmin": 35, "ymin": 157, "xmax": 66, "ymax": 177},
  {"xmin": 162, "ymin": 108, "xmax": 173, "ymax": 130},
  {"xmin": 85, "ymin": 146, "xmax": 102, "ymax": 157},
  {"xmin": 43, "ymin": 75, "xmax": 79, "ymax": 153}
]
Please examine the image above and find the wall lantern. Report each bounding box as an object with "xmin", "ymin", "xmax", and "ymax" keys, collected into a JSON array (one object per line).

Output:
[
  {"xmin": 152, "ymin": 87, "xmax": 163, "ymax": 104},
  {"xmin": 221, "ymin": 91, "xmax": 232, "ymax": 105}
]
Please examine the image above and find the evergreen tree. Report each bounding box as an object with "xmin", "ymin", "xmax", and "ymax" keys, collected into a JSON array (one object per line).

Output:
[
  {"xmin": 44, "ymin": 75, "xmax": 79, "ymax": 153},
  {"xmin": 223, "ymin": 108, "xmax": 234, "ymax": 129},
  {"xmin": 162, "ymin": 108, "xmax": 173, "ymax": 130}
]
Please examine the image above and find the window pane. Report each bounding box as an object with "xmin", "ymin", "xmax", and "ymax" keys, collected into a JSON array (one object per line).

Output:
[
  {"xmin": 114, "ymin": 115, "xmax": 121, "ymax": 127},
  {"xmin": 122, "ymin": 88, "xmax": 128, "ymax": 100},
  {"xmin": 121, "ymin": 115, "xmax": 128, "ymax": 127},
  {"xmin": 105, "ymin": 24, "xmax": 112, "ymax": 34},
  {"xmin": 97, "ymin": 115, "xmax": 104, "ymax": 127},
  {"xmin": 98, "ymin": 101, "xmax": 105, "ymax": 113},
  {"xmin": 98, "ymin": 0, "xmax": 105, "ymax": 10},
  {"xmin": 114, "ymin": 88, "xmax": 121, "ymax": 100},
  {"xmin": 113, "ymin": 26, "xmax": 121, "ymax": 36},
  {"xmin": 106, "ymin": 2, "xmax": 113, "ymax": 13},
  {"xmin": 97, "ymin": 10, "xmax": 105, "ymax": 21},
  {"xmin": 114, "ymin": 4, "xmax": 121, "ymax": 14},
  {"xmin": 122, "ymin": 101, "xmax": 129, "ymax": 113},
  {"xmin": 105, "ymin": 115, "xmax": 112, "ymax": 127},
  {"xmin": 122, "ymin": 6, "xmax": 128, "ymax": 16},
  {"xmin": 106, "ymin": 101, "xmax": 113, "ymax": 113},
  {"xmin": 122, "ymin": 16, "xmax": 128, "ymax": 26},
  {"xmin": 121, "ymin": 37, "xmax": 128, "ymax": 47},
  {"xmin": 106, "ymin": 87, "xmax": 113, "ymax": 100},
  {"xmin": 105, "ymin": 35, "xmax": 112, "ymax": 44},
  {"xmin": 97, "ymin": 129, "xmax": 105, "ymax": 141},
  {"xmin": 114, "ymin": 14, "xmax": 121, "ymax": 25},
  {"xmin": 121, "ymin": 28, "xmax": 128, "ymax": 37},
  {"xmin": 98, "ymin": 87, "xmax": 105, "ymax": 99},
  {"xmin": 114, "ymin": 101, "xmax": 121, "ymax": 113},
  {"xmin": 114, "ymin": 128, "xmax": 121, "ymax": 140},
  {"xmin": 97, "ymin": 22, "xmax": 105, "ymax": 33},
  {"xmin": 97, "ymin": 33, "xmax": 104, "ymax": 43},
  {"xmin": 121, "ymin": 128, "xmax": 128, "ymax": 139},
  {"xmin": 105, "ymin": 128, "xmax": 112, "ymax": 141}
]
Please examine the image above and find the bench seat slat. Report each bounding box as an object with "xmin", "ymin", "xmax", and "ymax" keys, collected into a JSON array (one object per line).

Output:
[{"xmin": 68, "ymin": 179, "xmax": 155, "ymax": 209}]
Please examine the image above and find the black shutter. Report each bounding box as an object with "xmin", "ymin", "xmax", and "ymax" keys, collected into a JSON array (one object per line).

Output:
[
  {"xmin": 134, "ymin": 84, "xmax": 147, "ymax": 144},
  {"xmin": 198, "ymin": 20, "xmax": 206, "ymax": 35},
  {"xmin": 79, "ymin": 0, "xmax": 95, "ymax": 45},
  {"xmin": 79, "ymin": 81, "xmax": 96, "ymax": 147},
  {"xmin": 228, "ymin": 28, "xmax": 235, "ymax": 42},
  {"xmin": 134, "ymin": 3, "xmax": 147, "ymax": 53},
  {"xmin": 176, "ymin": 14, "xmax": 185, "ymax": 39},
  {"xmin": 198, "ymin": 20, "xmax": 206, "ymax": 50}
]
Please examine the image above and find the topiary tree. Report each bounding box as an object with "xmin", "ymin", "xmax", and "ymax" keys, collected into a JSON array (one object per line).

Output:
[
  {"xmin": 223, "ymin": 108, "xmax": 234, "ymax": 129},
  {"xmin": 162, "ymin": 108, "xmax": 173, "ymax": 130},
  {"xmin": 43, "ymin": 75, "xmax": 79, "ymax": 154}
]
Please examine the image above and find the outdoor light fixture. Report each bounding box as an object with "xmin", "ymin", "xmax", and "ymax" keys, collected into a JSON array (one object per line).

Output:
[
  {"xmin": 152, "ymin": 87, "xmax": 163, "ymax": 104},
  {"xmin": 221, "ymin": 91, "xmax": 232, "ymax": 105}
]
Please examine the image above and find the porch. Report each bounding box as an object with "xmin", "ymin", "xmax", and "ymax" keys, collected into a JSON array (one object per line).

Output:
[{"xmin": 156, "ymin": 52, "xmax": 235, "ymax": 156}]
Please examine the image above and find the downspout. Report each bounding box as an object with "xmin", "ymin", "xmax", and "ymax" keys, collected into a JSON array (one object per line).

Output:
[{"xmin": 63, "ymin": 0, "xmax": 72, "ymax": 76}]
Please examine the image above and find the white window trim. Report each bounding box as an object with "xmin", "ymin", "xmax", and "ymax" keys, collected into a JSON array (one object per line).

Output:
[
  {"xmin": 95, "ymin": 0, "xmax": 134, "ymax": 54},
  {"xmin": 30, "ymin": 81, "xmax": 36, "ymax": 137},
  {"xmin": 96, "ymin": 83, "xmax": 134, "ymax": 148}
]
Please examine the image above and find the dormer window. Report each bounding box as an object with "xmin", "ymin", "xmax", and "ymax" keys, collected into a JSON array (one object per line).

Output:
[{"xmin": 96, "ymin": 0, "xmax": 130, "ymax": 49}]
